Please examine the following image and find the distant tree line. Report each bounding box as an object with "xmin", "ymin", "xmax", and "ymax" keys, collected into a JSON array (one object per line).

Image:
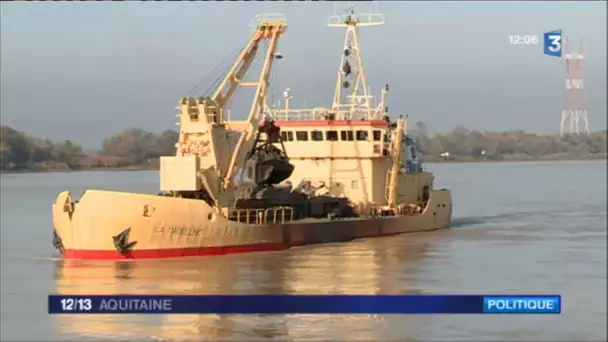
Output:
[
  {"xmin": 1, "ymin": 125, "xmax": 86, "ymax": 171},
  {"xmin": 0, "ymin": 126, "xmax": 178, "ymax": 171},
  {"xmin": 99, "ymin": 128, "xmax": 178, "ymax": 165},
  {"xmin": 409, "ymin": 122, "xmax": 607, "ymax": 162},
  {"xmin": 0, "ymin": 123, "xmax": 605, "ymax": 172}
]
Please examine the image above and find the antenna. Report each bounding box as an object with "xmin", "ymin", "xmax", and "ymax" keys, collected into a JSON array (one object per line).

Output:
[
  {"xmin": 283, "ymin": 88, "xmax": 293, "ymax": 113},
  {"xmin": 328, "ymin": 6, "xmax": 384, "ymax": 120},
  {"xmin": 560, "ymin": 37, "xmax": 589, "ymax": 135}
]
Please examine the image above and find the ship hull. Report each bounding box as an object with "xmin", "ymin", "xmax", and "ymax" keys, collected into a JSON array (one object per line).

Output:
[{"xmin": 52, "ymin": 189, "xmax": 452, "ymax": 260}]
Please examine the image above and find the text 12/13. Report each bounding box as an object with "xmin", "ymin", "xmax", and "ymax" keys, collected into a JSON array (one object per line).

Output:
[{"xmin": 59, "ymin": 298, "xmax": 93, "ymax": 312}]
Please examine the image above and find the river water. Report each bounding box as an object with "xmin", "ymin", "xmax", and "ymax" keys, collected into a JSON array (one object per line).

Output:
[{"xmin": 1, "ymin": 160, "xmax": 606, "ymax": 341}]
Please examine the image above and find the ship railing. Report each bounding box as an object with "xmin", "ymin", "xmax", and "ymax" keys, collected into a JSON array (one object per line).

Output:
[
  {"xmin": 269, "ymin": 108, "xmax": 330, "ymax": 121},
  {"xmin": 227, "ymin": 206, "xmax": 294, "ymax": 225},
  {"xmin": 328, "ymin": 12, "xmax": 385, "ymax": 28},
  {"xmin": 250, "ymin": 13, "xmax": 287, "ymax": 31},
  {"xmin": 264, "ymin": 206, "xmax": 294, "ymax": 224},
  {"xmin": 269, "ymin": 107, "xmax": 377, "ymax": 121},
  {"xmin": 230, "ymin": 208, "xmax": 267, "ymax": 225},
  {"xmin": 333, "ymin": 104, "xmax": 377, "ymax": 120}
]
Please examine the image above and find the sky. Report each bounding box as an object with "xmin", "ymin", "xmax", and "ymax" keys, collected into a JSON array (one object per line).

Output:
[{"xmin": 1, "ymin": 1, "xmax": 606, "ymax": 149}]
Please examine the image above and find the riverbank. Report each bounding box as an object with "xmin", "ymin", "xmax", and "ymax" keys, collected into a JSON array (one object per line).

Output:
[
  {"xmin": 2, "ymin": 153, "xmax": 605, "ymax": 175},
  {"xmin": 0, "ymin": 165, "xmax": 155, "ymax": 175},
  {"xmin": 0, "ymin": 162, "xmax": 159, "ymax": 175},
  {"xmin": 423, "ymin": 153, "xmax": 607, "ymax": 164}
]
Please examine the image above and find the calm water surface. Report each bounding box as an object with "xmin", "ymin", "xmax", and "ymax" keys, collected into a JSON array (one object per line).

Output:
[{"xmin": 1, "ymin": 161, "xmax": 606, "ymax": 341}]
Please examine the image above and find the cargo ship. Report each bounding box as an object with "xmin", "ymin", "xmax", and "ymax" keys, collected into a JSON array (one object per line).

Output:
[{"xmin": 52, "ymin": 9, "xmax": 452, "ymax": 260}]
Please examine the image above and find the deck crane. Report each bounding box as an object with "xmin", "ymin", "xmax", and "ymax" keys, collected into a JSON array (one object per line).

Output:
[{"xmin": 159, "ymin": 16, "xmax": 288, "ymax": 213}]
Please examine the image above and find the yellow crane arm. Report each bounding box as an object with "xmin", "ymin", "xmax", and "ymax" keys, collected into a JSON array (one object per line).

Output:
[
  {"xmin": 211, "ymin": 36, "xmax": 259, "ymax": 109},
  {"xmin": 223, "ymin": 21, "xmax": 286, "ymax": 190}
]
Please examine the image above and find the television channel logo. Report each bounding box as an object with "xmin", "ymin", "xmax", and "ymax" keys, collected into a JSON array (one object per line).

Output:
[{"xmin": 544, "ymin": 30, "xmax": 562, "ymax": 57}]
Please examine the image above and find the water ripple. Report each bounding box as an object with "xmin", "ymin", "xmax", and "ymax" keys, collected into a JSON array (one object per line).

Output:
[{"xmin": 1, "ymin": 161, "xmax": 606, "ymax": 341}]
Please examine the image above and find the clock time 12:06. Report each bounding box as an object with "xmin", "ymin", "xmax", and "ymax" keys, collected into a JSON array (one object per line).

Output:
[{"xmin": 509, "ymin": 35, "xmax": 539, "ymax": 45}]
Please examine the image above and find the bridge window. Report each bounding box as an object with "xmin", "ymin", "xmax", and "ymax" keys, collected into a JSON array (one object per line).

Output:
[
  {"xmin": 295, "ymin": 131, "xmax": 309, "ymax": 141},
  {"xmin": 355, "ymin": 130, "xmax": 368, "ymax": 141},
  {"xmin": 280, "ymin": 131, "xmax": 294, "ymax": 142},
  {"xmin": 373, "ymin": 130, "xmax": 382, "ymax": 141},
  {"xmin": 340, "ymin": 130, "xmax": 354, "ymax": 141},
  {"xmin": 311, "ymin": 130, "xmax": 324, "ymax": 141},
  {"xmin": 326, "ymin": 130, "xmax": 339, "ymax": 141}
]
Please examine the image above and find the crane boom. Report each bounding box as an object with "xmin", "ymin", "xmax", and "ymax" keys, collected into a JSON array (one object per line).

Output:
[
  {"xmin": 223, "ymin": 23, "xmax": 284, "ymax": 190},
  {"xmin": 211, "ymin": 36, "xmax": 259, "ymax": 110},
  {"xmin": 159, "ymin": 17, "xmax": 287, "ymax": 212}
]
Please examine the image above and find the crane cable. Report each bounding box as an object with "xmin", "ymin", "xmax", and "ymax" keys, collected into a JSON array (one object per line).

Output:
[
  {"xmin": 183, "ymin": 39, "xmax": 249, "ymax": 97},
  {"xmin": 201, "ymin": 39, "xmax": 268, "ymax": 108}
]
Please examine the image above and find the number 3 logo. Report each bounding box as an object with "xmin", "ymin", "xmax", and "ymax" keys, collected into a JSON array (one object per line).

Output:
[{"xmin": 548, "ymin": 35, "xmax": 561, "ymax": 52}]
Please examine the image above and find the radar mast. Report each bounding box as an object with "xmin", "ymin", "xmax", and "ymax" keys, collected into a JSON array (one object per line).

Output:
[{"xmin": 328, "ymin": 6, "xmax": 384, "ymax": 120}]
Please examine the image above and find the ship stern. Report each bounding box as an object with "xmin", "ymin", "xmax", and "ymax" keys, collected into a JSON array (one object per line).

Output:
[{"xmin": 431, "ymin": 188, "xmax": 453, "ymax": 229}]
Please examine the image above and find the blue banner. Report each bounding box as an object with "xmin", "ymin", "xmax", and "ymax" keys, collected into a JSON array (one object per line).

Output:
[{"xmin": 48, "ymin": 295, "xmax": 561, "ymax": 315}]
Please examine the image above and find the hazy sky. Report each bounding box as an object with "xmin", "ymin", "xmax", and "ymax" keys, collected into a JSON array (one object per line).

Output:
[{"xmin": 1, "ymin": 1, "xmax": 606, "ymax": 149}]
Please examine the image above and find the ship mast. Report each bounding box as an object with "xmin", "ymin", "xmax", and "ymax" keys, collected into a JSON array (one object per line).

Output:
[
  {"xmin": 386, "ymin": 116, "xmax": 407, "ymax": 209},
  {"xmin": 328, "ymin": 7, "xmax": 384, "ymax": 120}
]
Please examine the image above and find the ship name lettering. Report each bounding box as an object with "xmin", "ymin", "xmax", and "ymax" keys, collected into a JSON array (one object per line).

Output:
[
  {"xmin": 168, "ymin": 227, "xmax": 201, "ymax": 237},
  {"xmin": 153, "ymin": 227, "xmax": 200, "ymax": 236}
]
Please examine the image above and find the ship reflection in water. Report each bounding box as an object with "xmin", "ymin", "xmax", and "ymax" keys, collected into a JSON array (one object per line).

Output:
[
  {"xmin": 51, "ymin": 234, "xmax": 434, "ymax": 341},
  {"xmin": 50, "ymin": 218, "xmax": 607, "ymax": 341}
]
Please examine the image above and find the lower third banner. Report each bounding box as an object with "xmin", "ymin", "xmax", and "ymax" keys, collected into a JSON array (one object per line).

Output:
[{"xmin": 48, "ymin": 294, "xmax": 561, "ymax": 314}]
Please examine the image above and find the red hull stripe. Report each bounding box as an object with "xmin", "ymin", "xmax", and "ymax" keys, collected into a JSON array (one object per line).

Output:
[
  {"xmin": 63, "ymin": 243, "xmax": 288, "ymax": 260},
  {"xmin": 61, "ymin": 231, "xmax": 412, "ymax": 260},
  {"xmin": 271, "ymin": 120, "xmax": 389, "ymax": 127}
]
